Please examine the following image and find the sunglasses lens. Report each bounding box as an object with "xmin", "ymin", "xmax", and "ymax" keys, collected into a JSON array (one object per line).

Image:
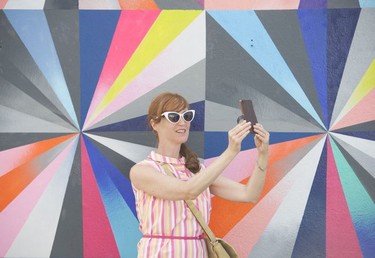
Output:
[
  {"xmin": 167, "ymin": 113, "xmax": 180, "ymax": 123},
  {"xmin": 183, "ymin": 111, "xmax": 194, "ymax": 122}
]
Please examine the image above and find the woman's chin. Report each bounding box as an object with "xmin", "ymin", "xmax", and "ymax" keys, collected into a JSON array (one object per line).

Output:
[{"xmin": 176, "ymin": 134, "xmax": 189, "ymax": 144}]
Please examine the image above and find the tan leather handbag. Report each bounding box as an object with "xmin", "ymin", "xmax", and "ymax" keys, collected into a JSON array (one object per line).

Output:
[{"xmin": 162, "ymin": 163, "xmax": 238, "ymax": 258}]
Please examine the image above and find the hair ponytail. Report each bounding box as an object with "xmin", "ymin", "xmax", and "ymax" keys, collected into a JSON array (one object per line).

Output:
[{"xmin": 180, "ymin": 143, "xmax": 200, "ymax": 173}]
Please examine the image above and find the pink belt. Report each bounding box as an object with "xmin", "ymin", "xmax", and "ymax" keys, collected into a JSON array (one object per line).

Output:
[{"xmin": 143, "ymin": 234, "xmax": 204, "ymax": 240}]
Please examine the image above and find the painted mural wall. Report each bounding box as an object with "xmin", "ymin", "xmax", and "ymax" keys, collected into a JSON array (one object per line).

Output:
[{"xmin": 0, "ymin": 1, "xmax": 374, "ymax": 258}]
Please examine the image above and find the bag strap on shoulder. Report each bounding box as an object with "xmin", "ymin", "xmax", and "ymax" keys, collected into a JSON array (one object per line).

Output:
[{"xmin": 161, "ymin": 163, "xmax": 218, "ymax": 244}]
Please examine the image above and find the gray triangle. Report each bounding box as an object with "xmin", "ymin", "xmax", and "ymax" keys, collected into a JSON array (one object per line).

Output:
[
  {"xmin": 256, "ymin": 10, "xmax": 324, "ymax": 124},
  {"xmin": 45, "ymin": 10, "xmax": 80, "ymax": 127},
  {"xmin": 205, "ymin": 100, "xmax": 324, "ymax": 133},
  {"xmin": 89, "ymin": 59, "xmax": 206, "ymax": 130},
  {"xmin": 0, "ymin": 77, "xmax": 76, "ymax": 131},
  {"xmin": 88, "ymin": 131, "xmax": 205, "ymax": 159},
  {"xmin": 0, "ymin": 56, "xmax": 77, "ymax": 129},
  {"xmin": 0, "ymin": 12, "xmax": 77, "ymax": 129},
  {"xmin": 154, "ymin": 0, "xmax": 203, "ymax": 9},
  {"xmin": 0, "ymin": 105, "xmax": 76, "ymax": 133},
  {"xmin": 206, "ymin": 13, "xmax": 324, "ymax": 131},
  {"xmin": 332, "ymin": 134, "xmax": 375, "ymax": 178},
  {"xmin": 328, "ymin": 0, "xmax": 360, "ymax": 8}
]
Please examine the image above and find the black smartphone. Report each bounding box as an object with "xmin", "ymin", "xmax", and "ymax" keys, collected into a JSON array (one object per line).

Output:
[{"xmin": 239, "ymin": 99, "xmax": 258, "ymax": 134}]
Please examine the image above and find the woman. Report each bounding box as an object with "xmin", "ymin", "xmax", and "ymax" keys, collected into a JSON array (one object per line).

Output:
[{"xmin": 130, "ymin": 92, "xmax": 269, "ymax": 257}]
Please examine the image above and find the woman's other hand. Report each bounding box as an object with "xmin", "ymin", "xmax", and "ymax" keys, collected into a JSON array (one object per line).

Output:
[{"xmin": 253, "ymin": 123, "xmax": 269, "ymax": 155}]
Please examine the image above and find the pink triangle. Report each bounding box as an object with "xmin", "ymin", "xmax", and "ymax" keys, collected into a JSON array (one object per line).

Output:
[
  {"xmin": 0, "ymin": 144, "xmax": 37, "ymax": 176},
  {"xmin": 331, "ymin": 88, "xmax": 375, "ymax": 131},
  {"xmin": 0, "ymin": 0, "xmax": 7, "ymax": 9},
  {"xmin": 81, "ymin": 136, "xmax": 120, "ymax": 257},
  {"xmin": 205, "ymin": 148, "xmax": 258, "ymax": 182}
]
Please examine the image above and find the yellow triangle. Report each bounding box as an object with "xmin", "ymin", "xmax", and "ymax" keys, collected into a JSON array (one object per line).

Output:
[
  {"xmin": 87, "ymin": 10, "xmax": 202, "ymax": 127},
  {"xmin": 339, "ymin": 59, "xmax": 375, "ymax": 119}
]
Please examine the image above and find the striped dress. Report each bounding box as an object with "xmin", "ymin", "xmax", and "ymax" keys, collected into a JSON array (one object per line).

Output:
[{"xmin": 132, "ymin": 151, "xmax": 212, "ymax": 258}]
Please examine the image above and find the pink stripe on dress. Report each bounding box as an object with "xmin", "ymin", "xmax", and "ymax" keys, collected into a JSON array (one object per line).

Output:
[{"xmin": 132, "ymin": 151, "xmax": 210, "ymax": 257}]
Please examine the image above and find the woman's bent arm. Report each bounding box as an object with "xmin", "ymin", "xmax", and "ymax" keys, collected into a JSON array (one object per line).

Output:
[{"xmin": 130, "ymin": 121, "xmax": 252, "ymax": 200}]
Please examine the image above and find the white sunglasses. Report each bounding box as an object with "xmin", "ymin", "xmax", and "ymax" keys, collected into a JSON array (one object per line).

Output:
[{"xmin": 161, "ymin": 110, "xmax": 195, "ymax": 124}]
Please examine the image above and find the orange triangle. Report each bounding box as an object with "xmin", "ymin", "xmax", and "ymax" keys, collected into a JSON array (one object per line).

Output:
[
  {"xmin": 209, "ymin": 134, "xmax": 324, "ymax": 237},
  {"xmin": 0, "ymin": 134, "xmax": 76, "ymax": 212},
  {"xmin": 118, "ymin": 0, "xmax": 159, "ymax": 9}
]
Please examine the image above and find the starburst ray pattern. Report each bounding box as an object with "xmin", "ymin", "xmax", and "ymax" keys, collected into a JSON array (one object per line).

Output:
[{"xmin": 0, "ymin": 8, "xmax": 374, "ymax": 258}]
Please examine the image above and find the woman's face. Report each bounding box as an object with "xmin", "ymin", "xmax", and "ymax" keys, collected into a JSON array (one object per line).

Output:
[{"xmin": 152, "ymin": 109, "xmax": 193, "ymax": 145}]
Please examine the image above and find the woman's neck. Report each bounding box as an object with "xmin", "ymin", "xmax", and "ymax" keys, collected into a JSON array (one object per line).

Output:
[{"xmin": 156, "ymin": 144, "xmax": 181, "ymax": 159}]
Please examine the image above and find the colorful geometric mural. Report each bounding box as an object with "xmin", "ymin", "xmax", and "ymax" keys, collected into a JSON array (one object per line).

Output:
[
  {"xmin": 1, "ymin": 0, "xmax": 375, "ymax": 10},
  {"xmin": 0, "ymin": 6, "xmax": 374, "ymax": 258}
]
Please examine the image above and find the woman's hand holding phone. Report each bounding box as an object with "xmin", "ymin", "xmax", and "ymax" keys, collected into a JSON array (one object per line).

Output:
[{"xmin": 239, "ymin": 99, "xmax": 258, "ymax": 134}]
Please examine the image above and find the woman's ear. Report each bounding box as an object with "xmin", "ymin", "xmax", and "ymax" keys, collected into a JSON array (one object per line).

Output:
[{"xmin": 150, "ymin": 119, "xmax": 158, "ymax": 132}]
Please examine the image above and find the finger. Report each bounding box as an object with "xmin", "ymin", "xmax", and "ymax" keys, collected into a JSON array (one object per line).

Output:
[
  {"xmin": 237, "ymin": 128, "xmax": 250, "ymax": 141},
  {"xmin": 257, "ymin": 129, "xmax": 268, "ymax": 138},
  {"xmin": 253, "ymin": 127, "xmax": 263, "ymax": 136},
  {"xmin": 255, "ymin": 131, "xmax": 269, "ymax": 143},
  {"xmin": 233, "ymin": 123, "xmax": 250, "ymax": 137},
  {"xmin": 230, "ymin": 120, "xmax": 246, "ymax": 131},
  {"xmin": 253, "ymin": 126, "xmax": 267, "ymax": 136},
  {"xmin": 231, "ymin": 130, "xmax": 249, "ymax": 144},
  {"xmin": 232, "ymin": 121, "xmax": 251, "ymax": 135},
  {"xmin": 253, "ymin": 125, "xmax": 269, "ymax": 136},
  {"xmin": 253, "ymin": 124, "xmax": 265, "ymax": 132}
]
